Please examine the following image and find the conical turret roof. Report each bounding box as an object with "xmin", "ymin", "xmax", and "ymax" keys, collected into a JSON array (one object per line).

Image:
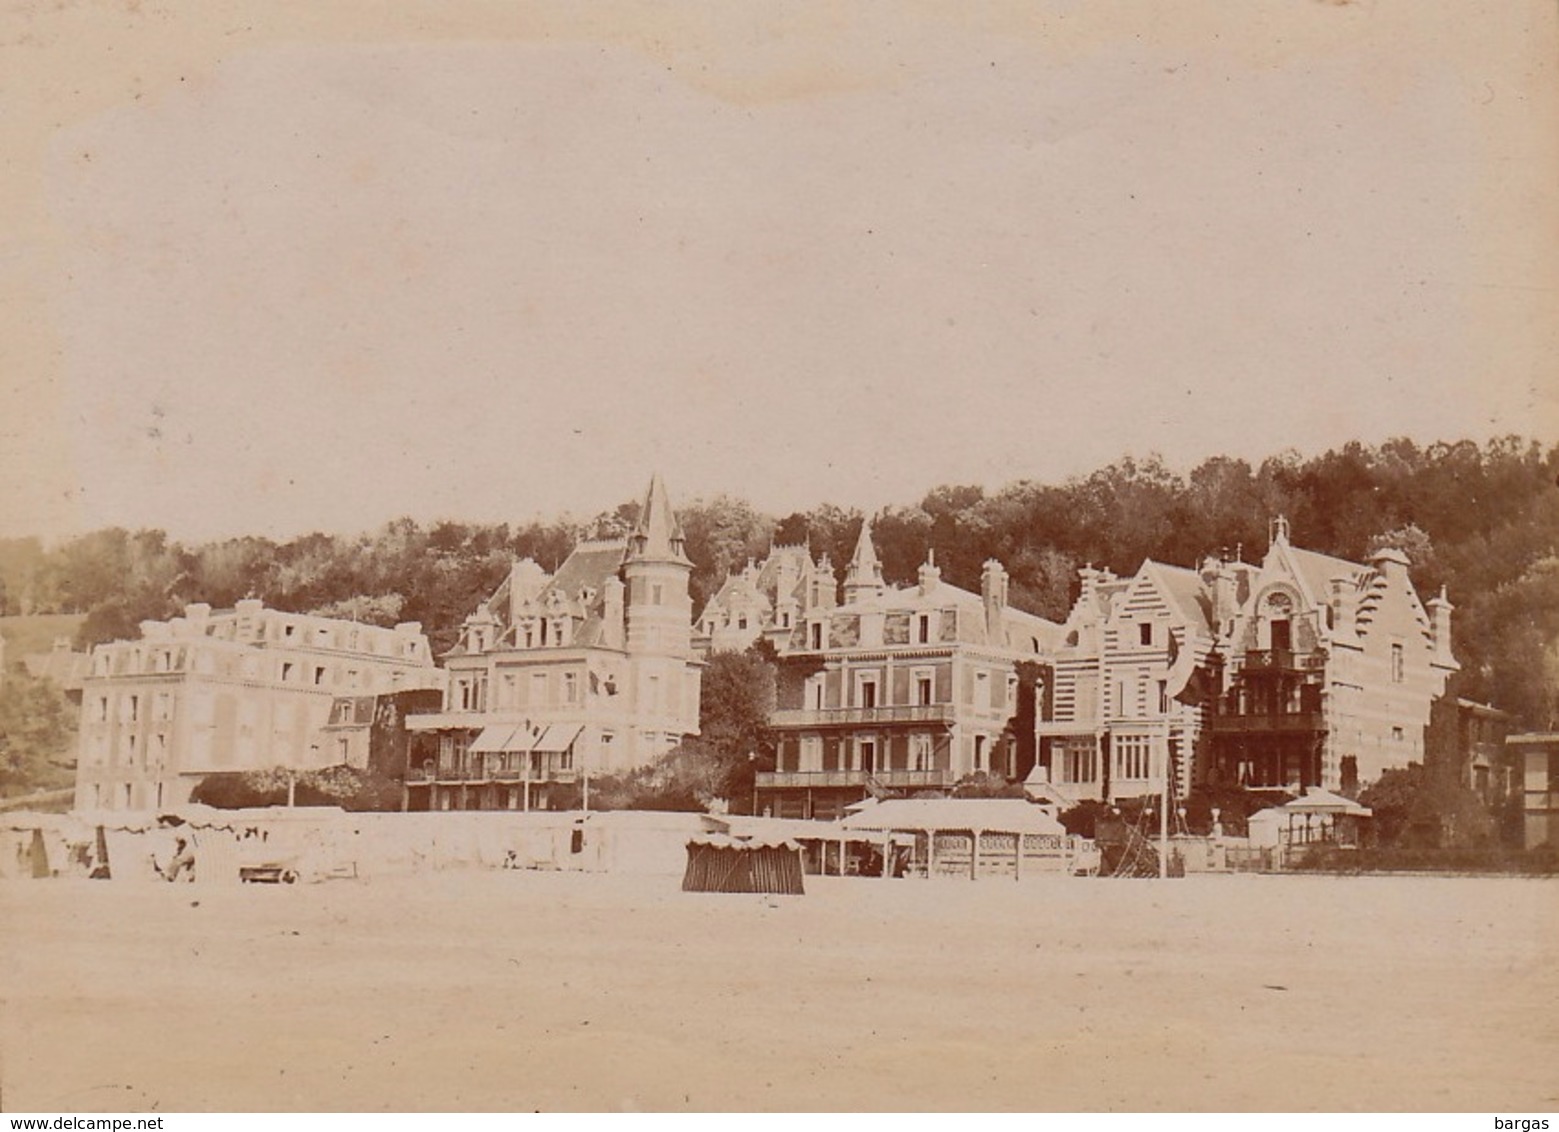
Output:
[
  {"xmin": 846, "ymin": 515, "xmax": 881, "ymax": 583},
  {"xmin": 627, "ymin": 472, "xmax": 691, "ymax": 565}
]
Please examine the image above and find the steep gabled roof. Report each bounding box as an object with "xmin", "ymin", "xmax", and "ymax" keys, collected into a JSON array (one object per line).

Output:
[
  {"xmin": 1142, "ymin": 560, "xmax": 1215, "ymax": 635},
  {"xmin": 754, "ymin": 545, "xmax": 813, "ymax": 602},
  {"xmin": 542, "ymin": 540, "xmax": 628, "ymax": 610},
  {"xmin": 1282, "ymin": 545, "xmax": 1370, "ymax": 608}
]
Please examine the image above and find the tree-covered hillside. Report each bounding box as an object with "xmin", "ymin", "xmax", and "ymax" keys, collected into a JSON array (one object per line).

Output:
[{"xmin": 3, "ymin": 436, "xmax": 1555, "ymax": 725}]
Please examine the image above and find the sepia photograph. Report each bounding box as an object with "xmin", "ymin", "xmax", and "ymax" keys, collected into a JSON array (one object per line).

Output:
[{"xmin": 1, "ymin": 0, "xmax": 1557, "ymax": 1116}]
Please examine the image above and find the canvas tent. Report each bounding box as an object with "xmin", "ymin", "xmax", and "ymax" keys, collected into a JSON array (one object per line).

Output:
[{"xmin": 682, "ymin": 833, "xmax": 805, "ymax": 895}]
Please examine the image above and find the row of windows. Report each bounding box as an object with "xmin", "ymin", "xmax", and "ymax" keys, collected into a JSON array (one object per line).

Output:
[
  {"xmin": 805, "ymin": 611, "xmax": 945, "ymax": 651},
  {"xmin": 1058, "ymin": 740, "xmax": 1099, "ymax": 785},
  {"xmin": 1113, "ymin": 735, "xmax": 1156, "ymax": 781},
  {"xmin": 432, "ymin": 728, "xmax": 684, "ymax": 775},
  {"xmin": 794, "ymin": 732, "xmax": 942, "ymax": 772},
  {"xmin": 91, "ymin": 654, "xmax": 394, "ymax": 692},
  {"xmin": 83, "ymin": 729, "xmax": 172, "ymax": 767},
  {"xmin": 805, "ymin": 667, "xmax": 1016, "ymax": 711},
  {"xmin": 93, "ymin": 624, "xmax": 423, "ymax": 676},
  {"xmin": 450, "ymin": 667, "xmax": 688, "ymax": 714},
  {"xmin": 787, "ymin": 731, "xmax": 1008, "ymax": 774},
  {"xmin": 92, "ymin": 692, "xmax": 176, "ymax": 724},
  {"xmin": 703, "ymin": 608, "xmax": 793, "ymax": 636}
]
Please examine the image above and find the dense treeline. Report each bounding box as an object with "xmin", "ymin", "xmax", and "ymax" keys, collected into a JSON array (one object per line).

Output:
[{"xmin": 2, "ymin": 437, "xmax": 1555, "ymax": 725}]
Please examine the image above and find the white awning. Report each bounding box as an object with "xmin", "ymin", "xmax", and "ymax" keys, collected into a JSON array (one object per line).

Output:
[
  {"xmin": 470, "ymin": 725, "xmax": 538, "ymax": 754},
  {"xmin": 531, "ymin": 723, "xmax": 583, "ymax": 754},
  {"xmin": 468, "ymin": 725, "xmax": 515, "ymax": 754}
]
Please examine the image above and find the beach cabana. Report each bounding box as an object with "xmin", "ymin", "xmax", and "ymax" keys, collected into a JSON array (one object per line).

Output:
[
  {"xmin": 840, "ymin": 798, "xmax": 1075, "ymax": 879},
  {"xmin": 682, "ymin": 833, "xmax": 805, "ymax": 895},
  {"xmin": 1278, "ymin": 788, "xmax": 1372, "ymax": 852}
]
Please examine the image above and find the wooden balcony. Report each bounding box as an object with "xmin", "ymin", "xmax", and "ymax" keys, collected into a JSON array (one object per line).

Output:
[
  {"xmin": 1209, "ymin": 711, "xmax": 1326, "ymax": 735},
  {"xmin": 410, "ymin": 763, "xmax": 576, "ymax": 785},
  {"xmin": 756, "ymin": 768, "xmax": 954, "ymax": 790},
  {"xmin": 1242, "ymin": 649, "xmax": 1324, "ymax": 672},
  {"xmin": 769, "ymin": 705, "xmax": 956, "ymax": 730}
]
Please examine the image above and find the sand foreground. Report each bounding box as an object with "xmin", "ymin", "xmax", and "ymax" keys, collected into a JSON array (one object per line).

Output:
[{"xmin": 1, "ymin": 870, "xmax": 1555, "ymax": 1112}]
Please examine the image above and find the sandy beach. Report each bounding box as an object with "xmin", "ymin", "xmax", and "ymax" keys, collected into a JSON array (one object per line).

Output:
[{"xmin": 2, "ymin": 870, "xmax": 1555, "ymax": 1113}]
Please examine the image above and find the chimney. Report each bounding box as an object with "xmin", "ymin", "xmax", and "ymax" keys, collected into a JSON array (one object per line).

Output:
[
  {"xmin": 918, "ymin": 548, "xmax": 942, "ymax": 596},
  {"xmin": 507, "ymin": 559, "xmax": 547, "ymax": 625},
  {"xmin": 1328, "ymin": 576, "xmax": 1355, "ymax": 637},
  {"xmin": 1077, "ymin": 564, "xmax": 1099, "ymax": 602},
  {"xmin": 1212, "ymin": 563, "xmax": 1238, "ymax": 634},
  {"xmin": 981, "ymin": 559, "xmax": 1008, "ymax": 642},
  {"xmin": 1428, "ymin": 585, "xmax": 1454, "ymax": 665},
  {"xmin": 1369, "ymin": 546, "xmax": 1411, "ymax": 589},
  {"xmin": 602, "ymin": 575, "xmax": 626, "ymax": 650},
  {"xmin": 814, "ymin": 553, "xmax": 838, "ymax": 610}
]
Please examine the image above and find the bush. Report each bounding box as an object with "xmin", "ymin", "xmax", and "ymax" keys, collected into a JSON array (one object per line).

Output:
[
  {"xmin": 584, "ymin": 742, "xmax": 726, "ymax": 812},
  {"xmin": 1180, "ymin": 786, "xmax": 1289, "ymax": 837},
  {"xmin": 1058, "ymin": 800, "xmax": 1113, "ymax": 840},
  {"xmin": 190, "ymin": 765, "xmax": 403, "ymax": 812},
  {"xmin": 1290, "ymin": 843, "xmax": 1559, "ymax": 875},
  {"xmin": 950, "ymin": 772, "xmax": 1025, "ymax": 799}
]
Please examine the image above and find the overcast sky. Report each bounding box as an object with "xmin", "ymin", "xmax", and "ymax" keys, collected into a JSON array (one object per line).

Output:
[{"xmin": 2, "ymin": 1, "xmax": 1555, "ymax": 542}]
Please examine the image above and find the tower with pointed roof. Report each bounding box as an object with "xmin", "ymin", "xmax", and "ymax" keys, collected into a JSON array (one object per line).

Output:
[
  {"xmin": 400, "ymin": 474, "xmax": 704, "ymax": 811},
  {"xmin": 623, "ymin": 472, "xmax": 695, "ymax": 658},
  {"xmin": 842, "ymin": 516, "xmax": 887, "ymax": 605}
]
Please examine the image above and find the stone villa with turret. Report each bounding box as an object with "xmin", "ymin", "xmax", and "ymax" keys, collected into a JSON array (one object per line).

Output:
[{"xmin": 404, "ymin": 474, "xmax": 703, "ymax": 811}]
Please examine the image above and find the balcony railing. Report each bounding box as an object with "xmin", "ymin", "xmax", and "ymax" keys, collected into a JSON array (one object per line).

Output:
[
  {"xmin": 769, "ymin": 705, "xmax": 956, "ymax": 729},
  {"xmin": 1209, "ymin": 711, "xmax": 1326, "ymax": 735},
  {"xmin": 413, "ymin": 763, "xmax": 578, "ymax": 785},
  {"xmin": 757, "ymin": 768, "xmax": 954, "ymax": 790},
  {"xmin": 1242, "ymin": 649, "xmax": 1323, "ymax": 672}
]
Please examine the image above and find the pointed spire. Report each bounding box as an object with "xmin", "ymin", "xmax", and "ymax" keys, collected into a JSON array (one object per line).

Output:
[
  {"xmin": 847, "ymin": 516, "xmax": 881, "ymax": 581},
  {"xmin": 627, "ymin": 472, "xmax": 690, "ymax": 564},
  {"xmin": 843, "ymin": 515, "xmax": 885, "ymax": 603}
]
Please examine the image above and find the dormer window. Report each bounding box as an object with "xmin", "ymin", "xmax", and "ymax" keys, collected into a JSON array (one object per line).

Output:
[{"xmin": 1139, "ymin": 622, "xmax": 1153, "ymax": 647}]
